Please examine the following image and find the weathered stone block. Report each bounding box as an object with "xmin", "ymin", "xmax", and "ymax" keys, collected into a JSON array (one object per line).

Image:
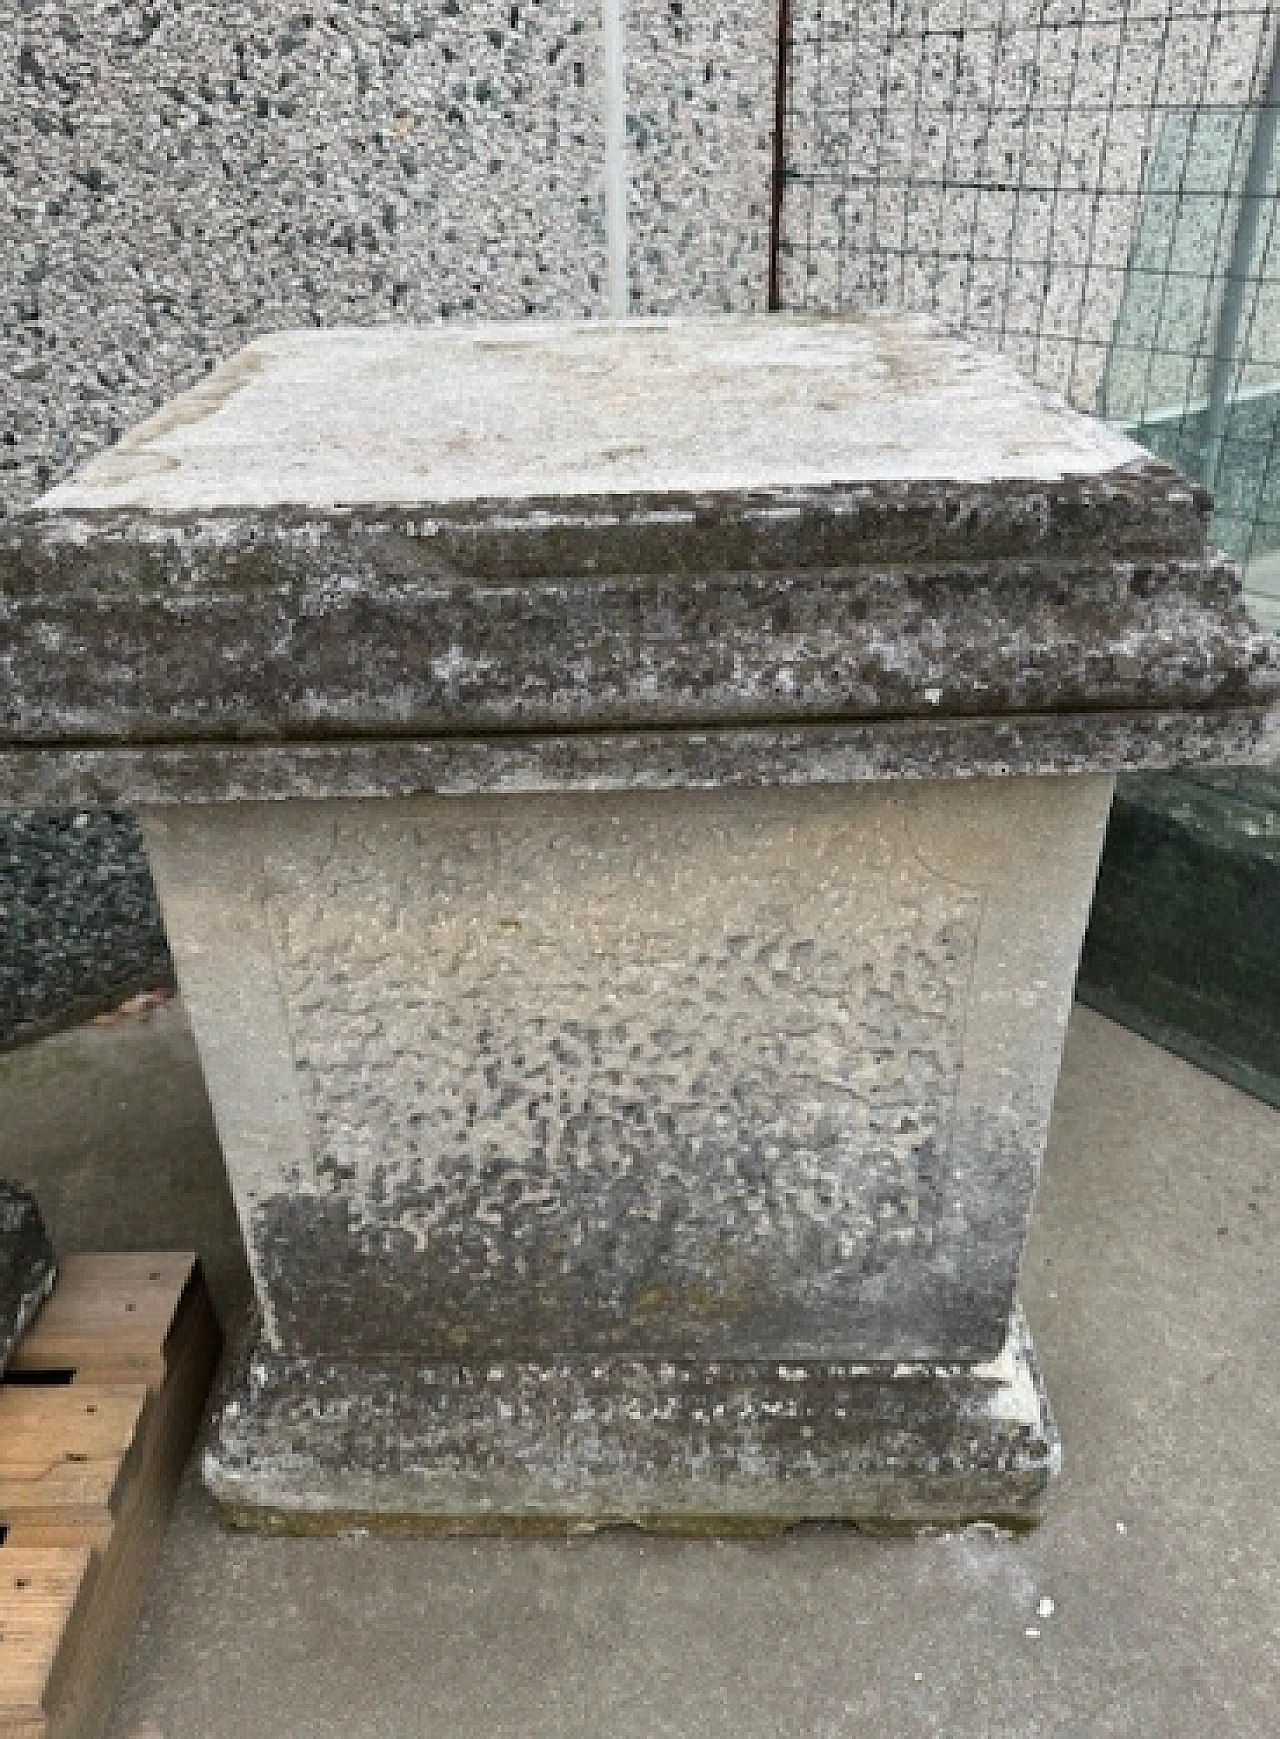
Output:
[
  {"xmin": 141, "ymin": 775, "xmax": 1110, "ymax": 1368},
  {"xmin": 0, "ymin": 1180, "xmax": 55, "ymax": 1373},
  {"xmin": 3, "ymin": 315, "xmax": 1276, "ymax": 1529}
]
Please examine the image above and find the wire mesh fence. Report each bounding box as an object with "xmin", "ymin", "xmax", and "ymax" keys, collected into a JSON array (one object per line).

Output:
[{"xmin": 777, "ymin": 0, "xmax": 1280, "ymax": 625}]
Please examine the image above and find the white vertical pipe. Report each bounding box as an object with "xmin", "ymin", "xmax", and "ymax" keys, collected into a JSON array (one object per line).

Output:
[{"xmin": 603, "ymin": 0, "xmax": 629, "ymax": 317}]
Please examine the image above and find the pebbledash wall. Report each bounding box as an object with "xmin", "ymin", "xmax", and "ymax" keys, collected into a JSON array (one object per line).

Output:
[
  {"xmin": 1, "ymin": 0, "xmax": 777, "ymax": 1044},
  {"xmin": 3, "ymin": 1, "xmax": 775, "ymax": 506}
]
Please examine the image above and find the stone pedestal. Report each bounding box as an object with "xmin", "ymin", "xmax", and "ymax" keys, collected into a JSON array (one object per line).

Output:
[{"xmin": 3, "ymin": 316, "xmax": 1276, "ymax": 1529}]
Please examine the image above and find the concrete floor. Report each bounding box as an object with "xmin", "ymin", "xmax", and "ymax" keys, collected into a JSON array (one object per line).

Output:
[{"xmin": 2, "ymin": 999, "xmax": 1277, "ymax": 1739}]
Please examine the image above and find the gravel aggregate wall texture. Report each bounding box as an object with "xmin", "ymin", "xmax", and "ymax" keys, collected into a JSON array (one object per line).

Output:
[
  {"xmin": 2, "ymin": 0, "xmax": 609, "ymax": 510},
  {"xmin": 0, "ymin": 809, "xmax": 172, "ymax": 1049},
  {"xmin": 626, "ymin": 1, "xmax": 773, "ymax": 313},
  {"xmin": 2, "ymin": 1, "xmax": 776, "ymax": 514}
]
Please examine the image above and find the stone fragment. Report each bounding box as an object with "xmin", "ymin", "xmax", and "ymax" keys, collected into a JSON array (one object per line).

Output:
[{"xmin": 0, "ymin": 1181, "xmax": 56, "ymax": 1373}]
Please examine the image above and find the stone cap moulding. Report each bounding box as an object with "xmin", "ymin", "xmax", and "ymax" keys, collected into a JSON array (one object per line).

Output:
[{"xmin": 2, "ymin": 314, "xmax": 1277, "ymax": 807}]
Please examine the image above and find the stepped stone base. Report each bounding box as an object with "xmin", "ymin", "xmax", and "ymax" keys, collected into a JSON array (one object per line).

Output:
[{"xmin": 207, "ymin": 1308, "xmax": 1056, "ymax": 1535}]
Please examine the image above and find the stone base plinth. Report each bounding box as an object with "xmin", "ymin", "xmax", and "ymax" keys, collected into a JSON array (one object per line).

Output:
[{"xmin": 206, "ymin": 1308, "xmax": 1056, "ymax": 1535}]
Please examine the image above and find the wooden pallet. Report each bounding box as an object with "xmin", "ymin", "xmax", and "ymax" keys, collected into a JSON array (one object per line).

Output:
[{"xmin": 0, "ymin": 1254, "xmax": 220, "ymax": 1739}]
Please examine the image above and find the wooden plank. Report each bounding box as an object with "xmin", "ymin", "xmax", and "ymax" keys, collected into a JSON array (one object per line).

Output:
[
  {"xmin": 0, "ymin": 1388, "xmax": 147, "ymax": 1547},
  {"xmin": 7, "ymin": 1255, "xmax": 197, "ymax": 1388},
  {"xmin": 0, "ymin": 1548, "xmax": 92, "ymax": 1739},
  {"xmin": 29, "ymin": 1271, "xmax": 221, "ymax": 1739},
  {"xmin": 0, "ymin": 1257, "xmax": 220, "ymax": 1739}
]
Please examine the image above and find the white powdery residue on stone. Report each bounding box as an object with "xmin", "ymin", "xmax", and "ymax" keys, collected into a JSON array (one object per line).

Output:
[{"xmin": 973, "ymin": 1318, "xmax": 1045, "ymax": 1430}]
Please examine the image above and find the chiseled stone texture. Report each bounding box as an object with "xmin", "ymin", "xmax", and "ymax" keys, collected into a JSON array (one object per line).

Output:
[
  {"xmin": 0, "ymin": 1179, "xmax": 55, "ymax": 1373},
  {"xmin": 141, "ymin": 777, "xmax": 1113, "ymax": 1367},
  {"xmin": 7, "ymin": 310, "xmax": 1261, "ymax": 1529}
]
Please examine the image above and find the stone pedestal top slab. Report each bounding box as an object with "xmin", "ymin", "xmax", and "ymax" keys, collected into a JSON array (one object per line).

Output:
[
  {"xmin": 38, "ymin": 315, "xmax": 1146, "ymax": 510},
  {"xmin": 3, "ymin": 315, "xmax": 1277, "ymax": 807}
]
